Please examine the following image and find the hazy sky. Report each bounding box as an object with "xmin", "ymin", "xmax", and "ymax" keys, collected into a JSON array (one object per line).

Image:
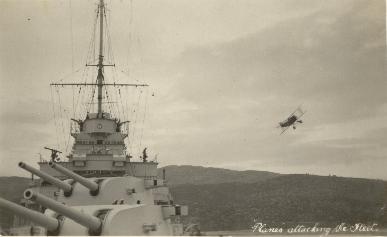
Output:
[{"xmin": 0, "ymin": 0, "xmax": 386, "ymax": 180}]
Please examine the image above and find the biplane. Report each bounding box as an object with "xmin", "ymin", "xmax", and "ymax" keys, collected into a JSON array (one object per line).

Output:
[{"xmin": 278, "ymin": 106, "xmax": 306, "ymax": 134}]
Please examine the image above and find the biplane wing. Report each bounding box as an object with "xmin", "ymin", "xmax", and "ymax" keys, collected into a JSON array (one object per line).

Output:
[
  {"xmin": 287, "ymin": 106, "xmax": 306, "ymax": 120},
  {"xmin": 291, "ymin": 106, "xmax": 305, "ymax": 117},
  {"xmin": 297, "ymin": 108, "xmax": 306, "ymax": 119},
  {"xmin": 280, "ymin": 126, "xmax": 290, "ymax": 135}
]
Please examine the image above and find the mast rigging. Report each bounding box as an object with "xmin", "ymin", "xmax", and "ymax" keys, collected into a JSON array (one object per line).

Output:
[{"xmin": 51, "ymin": 0, "xmax": 148, "ymax": 119}]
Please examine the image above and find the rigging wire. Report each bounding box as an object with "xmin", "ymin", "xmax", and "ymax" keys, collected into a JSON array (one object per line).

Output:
[
  {"xmin": 87, "ymin": 78, "xmax": 98, "ymax": 113},
  {"xmin": 74, "ymin": 86, "xmax": 82, "ymax": 118},
  {"xmin": 82, "ymin": 7, "xmax": 99, "ymax": 116},
  {"xmin": 56, "ymin": 88, "xmax": 66, "ymax": 152},
  {"xmin": 72, "ymin": 84, "xmax": 76, "ymax": 118},
  {"xmin": 117, "ymin": 69, "xmax": 142, "ymax": 83},
  {"xmin": 59, "ymin": 89, "xmax": 73, "ymax": 153},
  {"xmin": 128, "ymin": 86, "xmax": 140, "ymax": 155},
  {"xmin": 104, "ymin": 89, "xmax": 113, "ymax": 115},
  {"xmin": 118, "ymin": 87, "xmax": 127, "ymax": 123},
  {"xmin": 69, "ymin": 0, "xmax": 74, "ymax": 73},
  {"xmin": 103, "ymin": 7, "xmax": 121, "ymax": 119},
  {"xmin": 136, "ymin": 39, "xmax": 148, "ymax": 157},
  {"xmin": 126, "ymin": 0, "xmax": 134, "ymax": 75},
  {"xmin": 105, "ymin": 12, "xmax": 127, "ymax": 122},
  {"xmin": 50, "ymin": 87, "xmax": 60, "ymax": 150},
  {"xmin": 80, "ymin": 8, "xmax": 99, "ymax": 117},
  {"xmin": 64, "ymin": 117, "xmax": 72, "ymax": 154},
  {"xmin": 124, "ymin": 86, "xmax": 131, "ymax": 151},
  {"xmin": 57, "ymin": 67, "xmax": 82, "ymax": 82},
  {"xmin": 137, "ymin": 88, "xmax": 149, "ymax": 156},
  {"xmin": 130, "ymin": 89, "xmax": 142, "ymax": 157},
  {"xmin": 73, "ymin": 9, "xmax": 98, "ymax": 119}
]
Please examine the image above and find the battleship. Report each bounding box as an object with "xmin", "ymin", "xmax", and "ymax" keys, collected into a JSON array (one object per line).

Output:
[{"xmin": 0, "ymin": 0, "xmax": 190, "ymax": 235}]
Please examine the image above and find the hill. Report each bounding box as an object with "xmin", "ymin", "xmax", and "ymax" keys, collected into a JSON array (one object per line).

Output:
[
  {"xmin": 170, "ymin": 174, "xmax": 387, "ymax": 231},
  {"xmin": 0, "ymin": 177, "xmax": 31, "ymax": 228},
  {"xmin": 0, "ymin": 168, "xmax": 386, "ymax": 232},
  {"xmin": 158, "ymin": 165, "xmax": 279, "ymax": 186}
]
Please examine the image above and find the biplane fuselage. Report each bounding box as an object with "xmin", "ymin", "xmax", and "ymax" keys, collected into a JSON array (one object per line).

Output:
[{"xmin": 279, "ymin": 115, "xmax": 298, "ymax": 127}]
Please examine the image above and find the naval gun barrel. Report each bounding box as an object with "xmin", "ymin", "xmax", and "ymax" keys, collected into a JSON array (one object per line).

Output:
[
  {"xmin": 24, "ymin": 189, "xmax": 102, "ymax": 234},
  {"xmin": 48, "ymin": 161, "xmax": 99, "ymax": 194},
  {"xmin": 19, "ymin": 162, "xmax": 73, "ymax": 193},
  {"xmin": 0, "ymin": 196, "xmax": 59, "ymax": 232}
]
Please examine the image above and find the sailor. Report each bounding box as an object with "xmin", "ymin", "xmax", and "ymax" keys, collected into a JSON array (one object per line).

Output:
[
  {"xmin": 79, "ymin": 121, "xmax": 84, "ymax": 132},
  {"xmin": 142, "ymin": 148, "xmax": 148, "ymax": 163},
  {"xmin": 51, "ymin": 151, "xmax": 60, "ymax": 162}
]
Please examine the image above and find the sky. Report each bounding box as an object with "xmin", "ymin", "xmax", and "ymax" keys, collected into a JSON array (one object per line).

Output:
[{"xmin": 0, "ymin": 0, "xmax": 386, "ymax": 180}]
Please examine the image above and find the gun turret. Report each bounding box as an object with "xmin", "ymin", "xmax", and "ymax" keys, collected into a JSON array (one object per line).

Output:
[
  {"xmin": 19, "ymin": 162, "xmax": 73, "ymax": 195},
  {"xmin": 48, "ymin": 161, "xmax": 99, "ymax": 195},
  {"xmin": 0, "ymin": 197, "xmax": 60, "ymax": 233},
  {"xmin": 24, "ymin": 189, "xmax": 102, "ymax": 235}
]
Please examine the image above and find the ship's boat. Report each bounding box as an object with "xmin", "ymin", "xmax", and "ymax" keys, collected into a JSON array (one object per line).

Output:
[{"xmin": 0, "ymin": 0, "xmax": 189, "ymax": 235}]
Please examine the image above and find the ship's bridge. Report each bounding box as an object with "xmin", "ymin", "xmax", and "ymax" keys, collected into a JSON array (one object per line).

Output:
[
  {"xmin": 56, "ymin": 111, "xmax": 158, "ymax": 179},
  {"xmin": 83, "ymin": 112, "xmax": 117, "ymax": 134},
  {"xmin": 70, "ymin": 112, "xmax": 127, "ymax": 156}
]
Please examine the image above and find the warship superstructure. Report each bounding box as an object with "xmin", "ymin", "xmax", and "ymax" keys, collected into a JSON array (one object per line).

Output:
[{"xmin": 0, "ymin": 0, "xmax": 188, "ymax": 235}]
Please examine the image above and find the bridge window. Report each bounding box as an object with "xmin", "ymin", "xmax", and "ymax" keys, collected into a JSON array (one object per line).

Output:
[{"xmin": 97, "ymin": 140, "xmax": 103, "ymax": 145}]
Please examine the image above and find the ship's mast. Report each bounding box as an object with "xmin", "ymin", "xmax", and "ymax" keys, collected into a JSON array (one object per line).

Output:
[
  {"xmin": 50, "ymin": 0, "xmax": 149, "ymax": 121},
  {"xmin": 97, "ymin": 0, "xmax": 104, "ymax": 118}
]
